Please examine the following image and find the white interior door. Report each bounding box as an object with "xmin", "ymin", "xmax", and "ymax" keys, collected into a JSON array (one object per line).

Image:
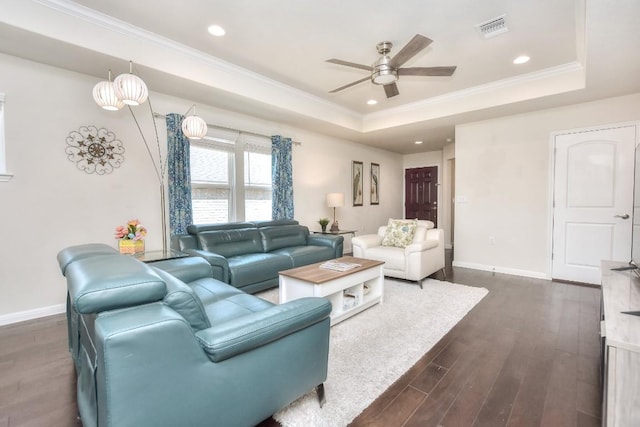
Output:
[{"xmin": 552, "ymin": 124, "xmax": 637, "ymax": 284}]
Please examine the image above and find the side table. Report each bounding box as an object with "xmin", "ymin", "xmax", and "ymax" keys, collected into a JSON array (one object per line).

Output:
[
  {"xmin": 310, "ymin": 229, "xmax": 357, "ymax": 237},
  {"xmin": 134, "ymin": 249, "xmax": 189, "ymax": 263}
]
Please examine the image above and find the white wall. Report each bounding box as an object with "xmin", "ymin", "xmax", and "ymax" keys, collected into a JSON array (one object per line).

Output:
[
  {"xmin": 0, "ymin": 53, "xmax": 402, "ymax": 323},
  {"xmin": 454, "ymin": 93, "xmax": 640, "ymax": 278},
  {"xmin": 291, "ymin": 134, "xmax": 404, "ymax": 246},
  {"xmin": 442, "ymin": 143, "xmax": 455, "ymax": 248}
]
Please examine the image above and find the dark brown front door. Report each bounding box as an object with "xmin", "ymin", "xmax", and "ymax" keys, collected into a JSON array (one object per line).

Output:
[{"xmin": 405, "ymin": 166, "xmax": 438, "ymax": 225}]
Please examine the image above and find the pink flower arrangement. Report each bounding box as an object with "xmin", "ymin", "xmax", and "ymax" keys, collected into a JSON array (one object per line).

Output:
[{"xmin": 114, "ymin": 219, "xmax": 147, "ymax": 241}]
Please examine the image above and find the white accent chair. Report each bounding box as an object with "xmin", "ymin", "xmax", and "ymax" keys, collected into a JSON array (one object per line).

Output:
[{"xmin": 351, "ymin": 220, "xmax": 445, "ymax": 287}]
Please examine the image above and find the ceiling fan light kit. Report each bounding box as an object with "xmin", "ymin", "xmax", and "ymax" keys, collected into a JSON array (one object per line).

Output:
[
  {"xmin": 327, "ymin": 34, "xmax": 456, "ymax": 98},
  {"xmin": 372, "ymin": 67, "xmax": 397, "ymax": 85},
  {"xmin": 371, "ymin": 42, "xmax": 397, "ymax": 84}
]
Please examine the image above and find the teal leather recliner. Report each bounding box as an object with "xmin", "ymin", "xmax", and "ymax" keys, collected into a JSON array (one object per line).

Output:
[{"xmin": 57, "ymin": 244, "xmax": 331, "ymax": 427}]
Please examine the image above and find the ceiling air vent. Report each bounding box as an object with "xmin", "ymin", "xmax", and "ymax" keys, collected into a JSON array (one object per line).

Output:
[{"xmin": 476, "ymin": 14, "xmax": 508, "ymax": 39}]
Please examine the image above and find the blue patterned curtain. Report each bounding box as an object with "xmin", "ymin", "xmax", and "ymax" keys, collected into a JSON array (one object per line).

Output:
[
  {"xmin": 166, "ymin": 113, "xmax": 193, "ymax": 235},
  {"xmin": 271, "ymin": 135, "xmax": 294, "ymax": 220}
]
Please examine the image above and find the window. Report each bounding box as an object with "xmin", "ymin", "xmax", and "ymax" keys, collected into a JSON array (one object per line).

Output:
[
  {"xmin": 0, "ymin": 93, "xmax": 11, "ymax": 182},
  {"xmin": 190, "ymin": 130, "xmax": 272, "ymax": 224},
  {"xmin": 244, "ymin": 142, "xmax": 272, "ymax": 221}
]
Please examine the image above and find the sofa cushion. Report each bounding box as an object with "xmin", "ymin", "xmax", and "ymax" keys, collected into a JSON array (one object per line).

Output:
[
  {"xmin": 201, "ymin": 293, "xmax": 274, "ymax": 325},
  {"xmin": 411, "ymin": 225, "xmax": 427, "ymax": 243},
  {"xmin": 57, "ymin": 243, "xmax": 118, "ymax": 275},
  {"xmin": 187, "ymin": 222, "xmax": 255, "ymax": 234},
  {"xmin": 260, "ymin": 225, "xmax": 308, "ymax": 252},
  {"xmin": 66, "ymin": 255, "xmax": 166, "ymax": 314},
  {"xmin": 197, "ymin": 229, "xmax": 264, "ymax": 257},
  {"xmin": 151, "ymin": 256, "xmax": 213, "ymax": 283},
  {"xmin": 228, "ymin": 253, "xmax": 293, "ymax": 288},
  {"xmin": 153, "ymin": 268, "xmax": 210, "ymax": 331},
  {"xmin": 272, "ymin": 245, "xmax": 335, "ymax": 267},
  {"xmin": 381, "ymin": 219, "xmax": 418, "ymax": 248}
]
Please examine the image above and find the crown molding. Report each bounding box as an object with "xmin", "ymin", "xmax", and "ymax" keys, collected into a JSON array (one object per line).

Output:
[
  {"xmin": 364, "ymin": 61, "xmax": 585, "ymax": 123},
  {"xmin": 19, "ymin": 0, "xmax": 588, "ymax": 136},
  {"xmin": 31, "ymin": 0, "xmax": 362, "ymax": 127}
]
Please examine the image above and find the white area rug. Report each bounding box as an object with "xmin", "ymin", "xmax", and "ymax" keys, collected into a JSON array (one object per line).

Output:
[{"xmin": 257, "ymin": 278, "xmax": 488, "ymax": 427}]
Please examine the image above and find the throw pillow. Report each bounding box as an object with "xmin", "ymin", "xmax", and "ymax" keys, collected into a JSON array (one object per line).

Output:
[{"xmin": 381, "ymin": 219, "xmax": 418, "ymax": 248}]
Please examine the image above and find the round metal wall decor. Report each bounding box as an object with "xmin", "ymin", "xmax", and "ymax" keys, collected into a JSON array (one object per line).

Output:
[{"xmin": 65, "ymin": 125, "xmax": 125, "ymax": 174}]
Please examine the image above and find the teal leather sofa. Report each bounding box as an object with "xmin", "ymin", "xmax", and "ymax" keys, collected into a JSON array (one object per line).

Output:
[
  {"xmin": 171, "ymin": 220, "xmax": 343, "ymax": 293},
  {"xmin": 57, "ymin": 244, "xmax": 331, "ymax": 427}
]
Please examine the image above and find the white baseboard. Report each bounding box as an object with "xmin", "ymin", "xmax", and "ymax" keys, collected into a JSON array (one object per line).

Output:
[
  {"xmin": 452, "ymin": 261, "xmax": 551, "ymax": 280},
  {"xmin": 0, "ymin": 303, "xmax": 66, "ymax": 327}
]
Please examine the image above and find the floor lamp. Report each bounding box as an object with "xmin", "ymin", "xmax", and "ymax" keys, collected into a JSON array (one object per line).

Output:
[
  {"xmin": 92, "ymin": 61, "xmax": 207, "ymax": 253},
  {"xmin": 326, "ymin": 193, "xmax": 345, "ymax": 232}
]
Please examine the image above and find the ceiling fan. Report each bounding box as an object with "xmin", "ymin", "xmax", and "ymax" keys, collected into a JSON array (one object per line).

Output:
[{"xmin": 326, "ymin": 34, "xmax": 456, "ymax": 98}]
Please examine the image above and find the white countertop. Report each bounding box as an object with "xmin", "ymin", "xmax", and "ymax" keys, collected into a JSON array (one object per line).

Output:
[{"xmin": 601, "ymin": 260, "xmax": 640, "ymax": 352}]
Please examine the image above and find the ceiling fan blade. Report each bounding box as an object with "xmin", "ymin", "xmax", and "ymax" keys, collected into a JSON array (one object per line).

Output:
[
  {"xmin": 326, "ymin": 59, "xmax": 373, "ymax": 72},
  {"xmin": 398, "ymin": 66, "xmax": 457, "ymax": 76},
  {"xmin": 383, "ymin": 82, "xmax": 399, "ymax": 98},
  {"xmin": 329, "ymin": 76, "xmax": 371, "ymax": 93},
  {"xmin": 389, "ymin": 34, "xmax": 433, "ymax": 68}
]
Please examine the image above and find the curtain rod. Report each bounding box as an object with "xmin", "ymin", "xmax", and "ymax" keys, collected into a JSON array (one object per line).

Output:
[{"xmin": 153, "ymin": 112, "xmax": 301, "ymax": 145}]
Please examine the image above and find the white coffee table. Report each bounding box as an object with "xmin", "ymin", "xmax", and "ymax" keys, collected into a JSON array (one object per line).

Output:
[{"xmin": 279, "ymin": 256, "xmax": 384, "ymax": 325}]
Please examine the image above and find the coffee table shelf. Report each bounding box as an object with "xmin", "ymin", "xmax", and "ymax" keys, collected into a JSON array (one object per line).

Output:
[{"xmin": 279, "ymin": 256, "xmax": 384, "ymax": 325}]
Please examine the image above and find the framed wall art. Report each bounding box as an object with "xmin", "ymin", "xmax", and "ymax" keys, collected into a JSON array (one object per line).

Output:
[
  {"xmin": 352, "ymin": 160, "xmax": 363, "ymax": 206},
  {"xmin": 65, "ymin": 125, "xmax": 125, "ymax": 175},
  {"xmin": 370, "ymin": 162, "xmax": 380, "ymax": 205}
]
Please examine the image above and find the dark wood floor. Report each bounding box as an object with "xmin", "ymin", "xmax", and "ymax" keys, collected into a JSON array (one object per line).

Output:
[
  {"xmin": 348, "ymin": 264, "xmax": 602, "ymax": 427},
  {"xmin": 1, "ymin": 251, "xmax": 602, "ymax": 427}
]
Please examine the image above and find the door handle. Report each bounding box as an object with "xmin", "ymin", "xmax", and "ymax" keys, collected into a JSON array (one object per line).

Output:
[{"xmin": 614, "ymin": 214, "xmax": 630, "ymax": 219}]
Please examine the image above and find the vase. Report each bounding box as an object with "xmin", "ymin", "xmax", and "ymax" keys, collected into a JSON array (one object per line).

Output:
[
  {"xmin": 321, "ymin": 225, "xmax": 327, "ymax": 232},
  {"xmin": 118, "ymin": 240, "xmax": 145, "ymax": 254}
]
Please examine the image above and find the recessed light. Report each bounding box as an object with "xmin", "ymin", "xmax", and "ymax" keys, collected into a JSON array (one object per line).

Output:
[
  {"xmin": 208, "ymin": 25, "xmax": 226, "ymax": 37},
  {"xmin": 367, "ymin": 99, "xmax": 377, "ymax": 105},
  {"xmin": 513, "ymin": 55, "xmax": 530, "ymax": 65},
  {"xmin": 414, "ymin": 140, "xmax": 423, "ymax": 145}
]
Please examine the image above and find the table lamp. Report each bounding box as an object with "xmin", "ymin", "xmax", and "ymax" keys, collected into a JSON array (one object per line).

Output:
[{"xmin": 326, "ymin": 193, "xmax": 345, "ymax": 232}]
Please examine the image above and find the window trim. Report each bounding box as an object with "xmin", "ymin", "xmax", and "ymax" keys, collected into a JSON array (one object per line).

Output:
[{"xmin": 0, "ymin": 93, "xmax": 13, "ymax": 182}]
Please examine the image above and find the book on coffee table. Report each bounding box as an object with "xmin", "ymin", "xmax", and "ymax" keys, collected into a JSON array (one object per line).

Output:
[{"xmin": 319, "ymin": 260, "xmax": 361, "ymax": 272}]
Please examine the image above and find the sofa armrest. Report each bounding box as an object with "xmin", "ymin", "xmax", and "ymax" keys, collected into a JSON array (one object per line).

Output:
[
  {"xmin": 195, "ymin": 297, "xmax": 331, "ymax": 362},
  {"xmin": 307, "ymin": 234, "xmax": 342, "ymax": 248},
  {"xmin": 183, "ymin": 249, "xmax": 230, "ymax": 283},
  {"xmin": 307, "ymin": 234, "xmax": 344, "ymax": 257},
  {"xmin": 405, "ymin": 239, "xmax": 439, "ymax": 254},
  {"xmin": 352, "ymin": 234, "xmax": 383, "ymax": 251}
]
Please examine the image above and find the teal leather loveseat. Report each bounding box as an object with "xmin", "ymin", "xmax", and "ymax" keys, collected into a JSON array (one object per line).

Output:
[
  {"xmin": 171, "ymin": 220, "xmax": 343, "ymax": 293},
  {"xmin": 57, "ymin": 244, "xmax": 331, "ymax": 427}
]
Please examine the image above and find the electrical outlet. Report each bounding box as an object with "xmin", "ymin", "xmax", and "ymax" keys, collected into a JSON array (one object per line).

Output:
[{"xmin": 489, "ymin": 236, "xmax": 496, "ymax": 245}]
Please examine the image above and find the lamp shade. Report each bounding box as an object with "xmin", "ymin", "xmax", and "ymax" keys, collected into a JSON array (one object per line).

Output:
[
  {"xmin": 92, "ymin": 80, "xmax": 124, "ymax": 111},
  {"xmin": 181, "ymin": 115, "xmax": 208, "ymax": 139},
  {"xmin": 326, "ymin": 193, "xmax": 345, "ymax": 208},
  {"xmin": 113, "ymin": 72, "xmax": 148, "ymax": 106}
]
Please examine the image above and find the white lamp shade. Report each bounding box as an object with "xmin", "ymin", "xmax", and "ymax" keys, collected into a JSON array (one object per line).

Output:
[
  {"xmin": 92, "ymin": 81, "xmax": 124, "ymax": 111},
  {"xmin": 113, "ymin": 73, "xmax": 148, "ymax": 106},
  {"xmin": 181, "ymin": 115, "xmax": 208, "ymax": 139},
  {"xmin": 327, "ymin": 193, "xmax": 345, "ymax": 208}
]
